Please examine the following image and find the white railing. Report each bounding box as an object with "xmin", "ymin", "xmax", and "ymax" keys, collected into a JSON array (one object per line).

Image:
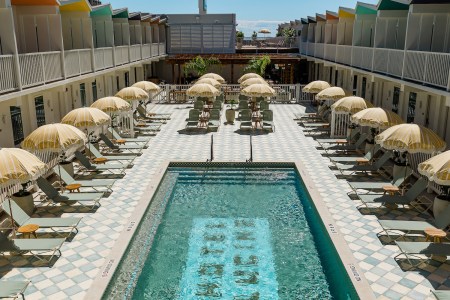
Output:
[
  {"xmin": 387, "ymin": 49, "xmax": 404, "ymax": 78},
  {"xmin": 299, "ymin": 41, "xmax": 307, "ymax": 55},
  {"xmin": 307, "ymin": 43, "xmax": 315, "ymax": 56},
  {"xmin": 159, "ymin": 43, "xmax": 166, "ymax": 56},
  {"xmin": 142, "ymin": 44, "xmax": 151, "ymax": 59},
  {"xmin": 352, "ymin": 46, "xmax": 373, "ymax": 70},
  {"xmin": 336, "ymin": 45, "xmax": 352, "ymax": 65},
  {"xmin": 152, "ymin": 44, "xmax": 159, "ymax": 57},
  {"xmin": 315, "ymin": 43, "xmax": 324, "ymax": 59},
  {"xmin": 18, "ymin": 51, "xmax": 63, "ymax": 88},
  {"xmin": 324, "ymin": 44, "xmax": 336, "ymax": 62},
  {"xmin": 330, "ymin": 112, "xmax": 350, "ymax": 138},
  {"xmin": 129, "ymin": 45, "xmax": 141, "ymax": 62},
  {"xmin": 64, "ymin": 49, "xmax": 93, "ymax": 78},
  {"xmin": 408, "ymin": 152, "xmax": 442, "ymax": 194},
  {"xmin": 94, "ymin": 47, "xmax": 114, "ymax": 71},
  {"xmin": 114, "ymin": 45, "xmax": 129, "ymax": 65},
  {"xmin": 404, "ymin": 50, "xmax": 450, "ymax": 88},
  {"xmin": 0, "ymin": 55, "xmax": 17, "ymax": 93}
]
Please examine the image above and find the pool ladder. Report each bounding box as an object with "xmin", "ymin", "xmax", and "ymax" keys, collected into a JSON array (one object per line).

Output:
[
  {"xmin": 246, "ymin": 135, "xmax": 253, "ymax": 162},
  {"xmin": 206, "ymin": 135, "xmax": 214, "ymax": 162}
]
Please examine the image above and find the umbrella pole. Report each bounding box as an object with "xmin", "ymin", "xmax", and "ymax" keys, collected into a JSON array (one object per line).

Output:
[{"xmin": 7, "ymin": 196, "xmax": 16, "ymax": 238}]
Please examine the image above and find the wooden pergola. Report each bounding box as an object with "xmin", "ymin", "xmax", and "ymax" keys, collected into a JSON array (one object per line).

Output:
[{"xmin": 166, "ymin": 53, "xmax": 302, "ymax": 84}]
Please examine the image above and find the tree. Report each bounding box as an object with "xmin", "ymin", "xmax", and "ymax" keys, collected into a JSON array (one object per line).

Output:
[
  {"xmin": 282, "ymin": 28, "xmax": 297, "ymax": 45},
  {"xmin": 183, "ymin": 56, "xmax": 221, "ymax": 77},
  {"xmin": 244, "ymin": 55, "xmax": 271, "ymax": 77}
]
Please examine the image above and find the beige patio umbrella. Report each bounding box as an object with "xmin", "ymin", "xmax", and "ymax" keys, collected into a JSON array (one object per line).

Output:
[
  {"xmin": 240, "ymin": 78, "xmax": 269, "ymax": 88},
  {"xmin": 418, "ymin": 151, "xmax": 450, "ymax": 186},
  {"xmin": 199, "ymin": 73, "xmax": 226, "ymax": 84},
  {"xmin": 131, "ymin": 81, "xmax": 161, "ymax": 93},
  {"xmin": 0, "ymin": 148, "xmax": 48, "ymax": 237},
  {"xmin": 195, "ymin": 78, "xmax": 222, "ymax": 88},
  {"xmin": 241, "ymin": 83, "xmax": 276, "ymax": 97},
  {"xmin": 315, "ymin": 87, "xmax": 346, "ymax": 101},
  {"xmin": 375, "ymin": 124, "xmax": 446, "ymax": 154},
  {"xmin": 351, "ymin": 108, "xmax": 404, "ymax": 129},
  {"xmin": 116, "ymin": 87, "xmax": 148, "ymax": 102},
  {"xmin": 186, "ymin": 83, "xmax": 221, "ymax": 97},
  {"xmin": 238, "ymin": 73, "xmax": 262, "ymax": 83},
  {"xmin": 90, "ymin": 96, "xmax": 131, "ymax": 113},
  {"xmin": 331, "ymin": 96, "xmax": 373, "ymax": 114},
  {"xmin": 303, "ymin": 80, "xmax": 331, "ymax": 94},
  {"xmin": 61, "ymin": 107, "xmax": 110, "ymax": 131}
]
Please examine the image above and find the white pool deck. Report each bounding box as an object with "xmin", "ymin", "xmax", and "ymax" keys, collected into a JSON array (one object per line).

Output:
[{"xmin": 1, "ymin": 103, "xmax": 448, "ymax": 299}]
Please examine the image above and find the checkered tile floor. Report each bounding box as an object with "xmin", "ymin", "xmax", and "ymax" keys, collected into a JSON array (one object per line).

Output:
[{"xmin": 1, "ymin": 103, "xmax": 448, "ymax": 299}]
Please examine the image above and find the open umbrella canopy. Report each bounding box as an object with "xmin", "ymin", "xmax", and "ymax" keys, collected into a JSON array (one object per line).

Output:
[
  {"xmin": 199, "ymin": 73, "xmax": 225, "ymax": 84},
  {"xmin": 90, "ymin": 96, "xmax": 131, "ymax": 113},
  {"xmin": 259, "ymin": 29, "xmax": 271, "ymax": 34},
  {"xmin": 418, "ymin": 151, "xmax": 450, "ymax": 185},
  {"xmin": 240, "ymin": 78, "xmax": 269, "ymax": 88},
  {"xmin": 186, "ymin": 83, "xmax": 221, "ymax": 97},
  {"xmin": 331, "ymin": 96, "xmax": 373, "ymax": 114},
  {"xmin": 238, "ymin": 73, "xmax": 262, "ymax": 83},
  {"xmin": 61, "ymin": 107, "xmax": 110, "ymax": 130},
  {"xmin": 351, "ymin": 108, "xmax": 404, "ymax": 129},
  {"xmin": 0, "ymin": 148, "xmax": 47, "ymax": 187},
  {"xmin": 375, "ymin": 124, "xmax": 446, "ymax": 154},
  {"xmin": 22, "ymin": 123, "xmax": 87, "ymax": 153},
  {"xmin": 115, "ymin": 87, "xmax": 148, "ymax": 101},
  {"xmin": 315, "ymin": 87, "xmax": 345, "ymax": 101},
  {"xmin": 195, "ymin": 78, "xmax": 221, "ymax": 88},
  {"xmin": 131, "ymin": 81, "xmax": 161, "ymax": 93},
  {"xmin": 241, "ymin": 84, "xmax": 276, "ymax": 97},
  {"xmin": 303, "ymin": 81, "xmax": 331, "ymax": 94}
]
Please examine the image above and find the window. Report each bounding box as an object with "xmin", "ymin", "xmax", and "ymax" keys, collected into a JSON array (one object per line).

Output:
[
  {"xmin": 10, "ymin": 106, "xmax": 24, "ymax": 145},
  {"xmin": 34, "ymin": 96, "xmax": 46, "ymax": 127},
  {"xmin": 125, "ymin": 72, "xmax": 130, "ymax": 87},
  {"xmin": 92, "ymin": 80, "xmax": 98, "ymax": 102},
  {"xmin": 353, "ymin": 75, "xmax": 358, "ymax": 96},
  {"xmin": 407, "ymin": 92, "xmax": 417, "ymax": 123},
  {"xmin": 116, "ymin": 76, "xmax": 120, "ymax": 92},
  {"xmin": 361, "ymin": 77, "xmax": 367, "ymax": 99},
  {"xmin": 80, "ymin": 83, "xmax": 86, "ymax": 107},
  {"xmin": 392, "ymin": 87, "xmax": 400, "ymax": 113},
  {"xmin": 334, "ymin": 70, "xmax": 338, "ymax": 86},
  {"xmin": 134, "ymin": 68, "xmax": 138, "ymax": 83},
  {"xmin": 425, "ymin": 95, "xmax": 431, "ymax": 127}
]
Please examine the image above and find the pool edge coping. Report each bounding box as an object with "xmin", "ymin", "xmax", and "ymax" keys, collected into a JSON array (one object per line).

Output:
[{"xmin": 85, "ymin": 160, "xmax": 376, "ymax": 300}]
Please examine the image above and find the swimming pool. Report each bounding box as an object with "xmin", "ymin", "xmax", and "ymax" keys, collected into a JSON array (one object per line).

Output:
[{"xmin": 103, "ymin": 165, "xmax": 359, "ymax": 299}]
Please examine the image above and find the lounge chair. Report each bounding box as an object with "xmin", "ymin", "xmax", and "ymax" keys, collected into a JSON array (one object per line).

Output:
[
  {"xmin": 75, "ymin": 151, "xmax": 127, "ymax": 175},
  {"xmin": 348, "ymin": 167, "xmax": 412, "ymax": 192},
  {"xmin": 378, "ymin": 204, "xmax": 450, "ymax": 241},
  {"xmin": 262, "ymin": 109, "xmax": 274, "ymax": 131},
  {"xmin": 0, "ymin": 232, "xmax": 65, "ymax": 263},
  {"xmin": 330, "ymin": 144, "xmax": 382, "ymax": 164},
  {"xmin": 239, "ymin": 109, "xmax": 252, "ymax": 130},
  {"xmin": 54, "ymin": 167, "xmax": 115, "ymax": 193},
  {"xmin": 395, "ymin": 241, "xmax": 450, "ymax": 269},
  {"xmin": 260, "ymin": 101, "xmax": 269, "ymax": 111},
  {"xmin": 208, "ymin": 109, "xmax": 221, "ymax": 131},
  {"xmin": 316, "ymin": 129, "xmax": 361, "ymax": 144},
  {"xmin": 36, "ymin": 177, "xmax": 103, "ymax": 209},
  {"xmin": 432, "ymin": 290, "xmax": 450, "ymax": 300},
  {"xmin": 87, "ymin": 143, "xmax": 136, "ymax": 164},
  {"xmin": 321, "ymin": 133, "xmax": 368, "ymax": 152},
  {"xmin": 186, "ymin": 109, "xmax": 200, "ymax": 128},
  {"xmin": 2, "ymin": 201, "xmax": 81, "ymax": 236},
  {"xmin": 212, "ymin": 100, "xmax": 222, "ymax": 110},
  {"xmin": 136, "ymin": 105, "xmax": 171, "ymax": 122},
  {"xmin": 239, "ymin": 95, "xmax": 248, "ymax": 101},
  {"xmin": 238, "ymin": 100, "xmax": 248, "ymax": 111},
  {"xmin": 111, "ymin": 128, "xmax": 151, "ymax": 144},
  {"xmin": 335, "ymin": 150, "xmax": 392, "ymax": 173},
  {"xmin": 194, "ymin": 100, "xmax": 204, "ymax": 110},
  {"xmin": 99, "ymin": 134, "xmax": 145, "ymax": 153},
  {"xmin": 0, "ymin": 280, "xmax": 30, "ymax": 300}
]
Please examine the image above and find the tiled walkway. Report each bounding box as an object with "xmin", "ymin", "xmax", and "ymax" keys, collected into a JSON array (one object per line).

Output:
[{"xmin": 1, "ymin": 103, "xmax": 448, "ymax": 299}]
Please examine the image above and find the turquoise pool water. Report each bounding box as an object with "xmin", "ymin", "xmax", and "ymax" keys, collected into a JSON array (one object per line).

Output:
[{"xmin": 105, "ymin": 167, "xmax": 358, "ymax": 300}]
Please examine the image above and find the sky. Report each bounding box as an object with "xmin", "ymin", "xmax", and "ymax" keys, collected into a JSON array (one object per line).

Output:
[{"xmin": 107, "ymin": 0, "xmax": 379, "ymax": 36}]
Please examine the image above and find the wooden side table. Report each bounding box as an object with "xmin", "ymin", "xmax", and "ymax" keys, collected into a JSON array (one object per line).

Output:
[
  {"xmin": 93, "ymin": 157, "xmax": 108, "ymax": 165},
  {"xmin": 18, "ymin": 224, "xmax": 39, "ymax": 238},
  {"xmin": 335, "ymin": 139, "xmax": 348, "ymax": 146},
  {"xmin": 383, "ymin": 185, "xmax": 400, "ymax": 196},
  {"xmin": 356, "ymin": 158, "xmax": 370, "ymax": 165},
  {"xmin": 425, "ymin": 228, "xmax": 447, "ymax": 243},
  {"xmin": 115, "ymin": 139, "xmax": 126, "ymax": 145},
  {"xmin": 65, "ymin": 183, "xmax": 82, "ymax": 193}
]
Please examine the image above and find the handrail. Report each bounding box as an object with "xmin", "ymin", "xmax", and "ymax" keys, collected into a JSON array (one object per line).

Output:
[
  {"xmin": 246, "ymin": 135, "xmax": 253, "ymax": 162},
  {"xmin": 206, "ymin": 135, "xmax": 214, "ymax": 162}
]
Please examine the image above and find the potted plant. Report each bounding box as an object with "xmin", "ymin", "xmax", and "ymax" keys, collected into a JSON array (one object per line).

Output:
[
  {"xmin": 226, "ymin": 100, "xmax": 237, "ymax": 124},
  {"xmin": 11, "ymin": 182, "xmax": 34, "ymax": 215},
  {"xmin": 236, "ymin": 31, "xmax": 244, "ymax": 49}
]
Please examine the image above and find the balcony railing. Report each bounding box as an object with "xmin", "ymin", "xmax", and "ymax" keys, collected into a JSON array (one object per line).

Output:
[
  {"xmin": 18, "ymin": 51, "xmax": 63, "ymax": 88},
  {"xmin": 404, "ymin": 50, "xmax": 450, "ymax": 89},
  {"xmin": 324, "ymin": 44, "xmax": 336, "ymax": 62},
  {"xmin": 299, "ymin": 41, "xmax": 307, "ymax": 55},
  {"xmin": 373, "ymin": 48, "xmax": 404, "ymax": 78},
  {"xmin": 129, "ymin": 45, "xmax": 141, "ymax": 62},
  {"xmin": 115, "ymin": 45, "xmax": 130, "ymax": 65},
  {"xmin": 142, "ymin": 44, "xmax": 151, "ymax": 59},
  {"xmin": 65, "ymin": 49, "xmax": 93, "ymax": 78},
  {"xmin": 0, "ymin": 55, "xmax": 17, "ymax": 93},
  {"xmin": 159, "ymin": 43, "xmax": 165, "ymax": 56},
  {"xmin": 94, "ymin": 47, "xmax": 114, "ymax": 71},
  {"xmin": 315, "ymin": 43, "xmax": 324, "ymax": 59},
  {"xmin": 336, "ymin": 45, "xmax": 352, "ymax": 66},
  {"xmin": 307, "ymin": 43, "xmax": 315, "ymax": 56},
  {"xmin": 352, "ymin": 46, "xmax": 373, "ymax": 71},
  {"xmin": 151, "ymin": 43, "xmax": 159, "ymax": 57}
]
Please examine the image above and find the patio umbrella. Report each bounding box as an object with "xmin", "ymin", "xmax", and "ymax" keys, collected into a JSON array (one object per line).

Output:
[
  {"xmin": 116, "ymin": 87, "xmax": 148, "ymax": 102},
  {"xmin": 418, "ymin": 151, "xmax": 450, "ymax": 186},
  {"xmin": 375, "ymin": 124, "xmax": 446, "ymax": 154},
  {"xmin": 199, "ymin": 73, "xmax": 225, "ymax": 84},
  {"xmin": 238, "ymin": 73, "xmax": 262, "ymax": 83},
  {"xmin": 131, "ymin": 81, "xmax": 161, "ymax": 94},
  {"xmin": 186, "ymin": 83, "xmax": 220, "ymax": 97},
  {"xmin": 351, "ymin": 108, "xmax": 404, "ymax": 129},
  {"xmin": 331, "ymin": 96, "xmax": 373, "ymax": 114},
  {"xmin": 0, "ymin": 148, "xmax": 47, "ymax": 237},
  {"xmin": 195, "ymin": 78, "xmax": 221, "ymax": 88},
  {"xmin": 240, "ymin": 78, "xmax": 269, "ymax": 88},
  {"xmin": 303, "ymin": 80, "xmax": 331, "ymax": 94},
  {"xmin": 61, "ymin": 107, "xmax": 110, "ymax": 131},
  {"xmin": 241, "ymin": 84, "xmax": 276, "ymax": 98},
  {"xmin": 315, "ymin": 87, "xmax": 346, "ymax": 101},
  {"xmin": 90, "ymin": 96, "xmax": 131, "ymax": 114},
  {"xmin": 259, "ymin": 29, "xmax": 271, "ymax": 37}
]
